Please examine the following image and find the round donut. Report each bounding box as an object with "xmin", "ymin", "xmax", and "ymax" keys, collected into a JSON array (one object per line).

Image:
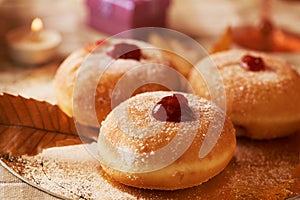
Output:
[
  {"xmin": 98, "ymin": 91, "xmax": 236, "ymax": 190},
  {"xmin": 189, "ymin": 50, "xmax": 300, "ymax": 139},
  {"xmin": 54, "ymin": 39, "xmax": 181, "ymax": 127}
]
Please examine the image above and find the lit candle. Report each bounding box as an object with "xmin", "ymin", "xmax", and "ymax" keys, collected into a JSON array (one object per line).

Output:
[
  {"xmin": 30, "ymin": 17, "xmax": 43, "ymax": 41},
  {"xmin": 6, "ymin": 17, "xmax": 62, "ymax": 65}
]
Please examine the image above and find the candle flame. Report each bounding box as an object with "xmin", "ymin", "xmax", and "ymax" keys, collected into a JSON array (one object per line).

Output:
[{"xmin": 31, "ymin": 18, "xmax": 43, "ymax": 33}]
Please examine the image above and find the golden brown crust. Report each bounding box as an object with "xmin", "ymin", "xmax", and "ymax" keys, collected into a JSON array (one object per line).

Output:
[
  {"xmin": 54, "ymin": 49, "xmax": 87, "ymax": 117},
  {"xmin": 162, "ymin": 50, "xmax": 195, "ymax": 92},
  {"xmin": 54, "ymin": 39, "xmax": 181, "ymax": 127},
  {"xmin": 189, "ymin": 50, "xmax": 300, "ymax": 139},
  {"xmin": 98, "ymin": 91, "xmax": 236, "ymax": 190}
]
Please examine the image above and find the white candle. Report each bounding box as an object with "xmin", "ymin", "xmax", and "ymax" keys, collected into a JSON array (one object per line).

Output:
[{"xmin": 6, "ymin": 17, "xmax": 62, "ymax": 65}]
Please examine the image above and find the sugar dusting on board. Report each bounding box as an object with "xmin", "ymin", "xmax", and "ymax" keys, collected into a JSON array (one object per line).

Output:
[{"xmin": 1, "ymin": 134, "xmax": 300, "ymax": 199}]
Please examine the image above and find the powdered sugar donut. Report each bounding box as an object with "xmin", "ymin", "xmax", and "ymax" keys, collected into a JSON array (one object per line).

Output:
[
  {"xmin": 189, "ymin": 50, "xmax": 300, "ymax": 139},
  {"xmin": 54, "ymin": 39, "xmax": 181, "ymax": 127},
  {"xmin": 98, "ymin": 91, "xmax": 236, "ymax": 190}
]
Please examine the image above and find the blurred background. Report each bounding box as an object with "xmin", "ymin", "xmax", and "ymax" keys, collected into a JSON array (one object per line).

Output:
[{"xmin": 0, "ymin": 0, "xmax": 300, "ymax": 65}]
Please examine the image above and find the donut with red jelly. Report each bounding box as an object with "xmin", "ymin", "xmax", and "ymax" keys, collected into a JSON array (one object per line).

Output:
[
  {"xmin": 98, "ymin": 91, "xmax": 236, "ymax": 190},
  {"xmin": 189, "ymin": 50, "xmax": 300, "ymax": 139},
  {"xmin": 54, "ymin": 39, "xmax": 181, "ymax": 127}
]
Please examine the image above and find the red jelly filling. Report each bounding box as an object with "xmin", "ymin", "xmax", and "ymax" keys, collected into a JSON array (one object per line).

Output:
[
  {"xmin": 107, "ymin": 43, "xmax": 141, "ymax": 61},
  {"xmin": 85, "ymin": 39, "xmax": 105, "ymax": 52},
  {"xmin": 152, "ymin": 94, "xmax": 196, "ymax": 122},
  {"xmin": 241, "ymin": 55, "xmax": 265, "ymax": 71}
]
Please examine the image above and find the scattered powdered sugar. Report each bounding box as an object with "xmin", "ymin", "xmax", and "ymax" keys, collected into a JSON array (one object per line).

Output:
[{"xmin": 1, "ymin": 134, "xmax": 299, "ymax": 199}]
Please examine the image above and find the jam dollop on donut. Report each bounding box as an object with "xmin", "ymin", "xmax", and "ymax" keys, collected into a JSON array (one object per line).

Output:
[
  {"xmin": 241, "ymin": 54, "xmax": 265, "ymax": 71},
  {"xmin": 107, "ymin": 43, "xmax": 141, "ymax": 61},
  {"xmin": 85, "ymin": 39, "xmax": 105, "ymax": 53},
  {"xmin": 152, "ymin": 94, "xmax": 196, "ymax": 122}
]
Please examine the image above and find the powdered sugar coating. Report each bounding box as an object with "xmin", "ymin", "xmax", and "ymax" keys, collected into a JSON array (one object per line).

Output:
[
  {"xmin": 54, "ymin": 39, "xmax": 181, "ymax": 127},
  {"xmin": 98, "ymin": 91, "xmax": 236, "ymax": 190},
  {"xmin": 189, "ymin": 50, "xmax": 300, "ymax": 139}
]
